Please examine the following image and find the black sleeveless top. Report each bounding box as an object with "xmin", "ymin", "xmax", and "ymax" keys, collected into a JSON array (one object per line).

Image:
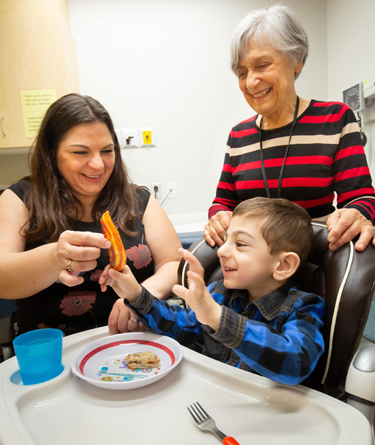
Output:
[{"xmin": 8, "ymin": 180, "xmax": 154, "ymax": 337}]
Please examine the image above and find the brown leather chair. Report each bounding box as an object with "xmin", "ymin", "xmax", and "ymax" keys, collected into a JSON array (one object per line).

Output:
[{"xmin": 177, "ymin": 221, "xmax": 375, "ymax": 398}]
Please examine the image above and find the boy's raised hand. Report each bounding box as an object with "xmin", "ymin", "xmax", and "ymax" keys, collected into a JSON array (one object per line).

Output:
[
  {"xmin": 172, "ymin": 249, "xmax": 222, "ymax": 331},
  {"xmin": 99, "ymin": 264, "xmax": 142, "ymax": 303}
]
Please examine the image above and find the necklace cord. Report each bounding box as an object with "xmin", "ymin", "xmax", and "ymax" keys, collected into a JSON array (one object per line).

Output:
[{"xmin": 259, "ymin": 96, "xmax": 300, "ymax": 199}]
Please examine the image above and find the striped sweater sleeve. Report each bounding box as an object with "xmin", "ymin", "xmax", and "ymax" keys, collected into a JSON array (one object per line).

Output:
[
  {"xmin": 329, "ymin": 104, "xmax": 375, "ymax": 222},
  {"xmin": 208, "ymin": 116, "xmax": 257, "ymax": 219},
  {"xmin": 208, "ymin": 138, "xmax": 239, "ymax": 218}
]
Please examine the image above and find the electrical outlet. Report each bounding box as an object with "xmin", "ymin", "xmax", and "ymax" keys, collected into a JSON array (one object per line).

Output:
[
  {"xmin": 139, "ymin": 127, "xmax": 157, "ymax": 147},
  {"xmin": 151, "ymin": 183, "xmax": 161, "ymax": 199},
  {"xmin": 121, "ymin": 128, "xmax": 139, "ymax": 148},
  {"xmin": 167, "ymin": 182, "xmax": 177, "ymax": 198}
]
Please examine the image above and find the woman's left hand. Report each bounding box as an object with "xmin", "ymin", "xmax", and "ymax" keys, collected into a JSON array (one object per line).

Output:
[
  {"xmin": 108, "ymin": 298, "xmax": 145, "ymax": 334},
  {"xmin": 326, "ymin": 208, "xmax": 375, "ymax": 251}
]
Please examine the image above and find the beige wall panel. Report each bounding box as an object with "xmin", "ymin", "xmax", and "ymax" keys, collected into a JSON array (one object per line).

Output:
[{"xmin": 0, "ymin": 0, "xmax": 79, "ymax": 149}]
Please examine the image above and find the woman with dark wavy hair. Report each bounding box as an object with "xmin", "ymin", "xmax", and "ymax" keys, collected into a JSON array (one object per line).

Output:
[{"xmin": 0, "ymin": 93, "xmax": 182, "ymax": 337}]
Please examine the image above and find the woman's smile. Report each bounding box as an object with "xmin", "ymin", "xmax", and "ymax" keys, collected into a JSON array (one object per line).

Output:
[
  {"xmin": 252, "ymin": 87, "xmax": 272, "ymax": 98},
  {"xmin": 82, "ymin": 173, "xmax": 104, "ymax": 182}
]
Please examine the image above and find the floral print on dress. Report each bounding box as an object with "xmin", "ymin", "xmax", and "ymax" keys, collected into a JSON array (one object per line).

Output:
[
  {"xmin": 126, "ymin": 244, "xmax": 152, "ymax": 269},
  {"xmin": 60, "ymin": 291, "xmax": 97, "ymax": 316}
]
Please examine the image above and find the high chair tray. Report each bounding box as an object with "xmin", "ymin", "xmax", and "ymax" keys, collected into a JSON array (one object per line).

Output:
[{"xmin": 0, "ymin": 326, "xmax": 372, "ymax": 445}]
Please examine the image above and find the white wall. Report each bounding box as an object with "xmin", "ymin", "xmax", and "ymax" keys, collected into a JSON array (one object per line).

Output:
[
  {"xmin": 4, "ymin": 1, "xmax": 374, "ymax": 221},
  {"xmin": 327, "ymin": 0, "xmax": 375, "ymax": 177},
  {"xmin": 67, "ymin": 0, "xmax": 328, "ymax": 221}
]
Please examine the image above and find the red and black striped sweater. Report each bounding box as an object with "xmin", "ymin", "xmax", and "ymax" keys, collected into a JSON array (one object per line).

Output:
[{"xmin": 209, "ymin": 100, "xmax": 375, "ymax": 222}]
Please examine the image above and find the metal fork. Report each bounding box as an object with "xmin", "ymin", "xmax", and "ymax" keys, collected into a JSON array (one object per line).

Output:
[{"xmin": 187, "ymin": 402, "xmax": 240, "ymax": 444}]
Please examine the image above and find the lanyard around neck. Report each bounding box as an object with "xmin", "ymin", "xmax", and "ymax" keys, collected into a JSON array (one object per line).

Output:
[{"xmin": 258, "ymin": 96, "xmax": 300, "ymax": 199}]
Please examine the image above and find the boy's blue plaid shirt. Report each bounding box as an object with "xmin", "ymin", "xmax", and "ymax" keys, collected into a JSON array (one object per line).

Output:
[{"xmin": 126, "ymin": 280, "xmax": 324, "ymax": 385}]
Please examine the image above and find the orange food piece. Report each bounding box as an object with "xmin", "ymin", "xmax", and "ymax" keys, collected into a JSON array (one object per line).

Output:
[{"xmin": 100, "ymin": 211, "xmax": 127, "ymax": 271}]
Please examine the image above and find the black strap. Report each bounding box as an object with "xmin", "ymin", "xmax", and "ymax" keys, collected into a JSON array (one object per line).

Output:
[{"xmin": 259, "ymin": 96, "xmax": 300, "ymax": 199}]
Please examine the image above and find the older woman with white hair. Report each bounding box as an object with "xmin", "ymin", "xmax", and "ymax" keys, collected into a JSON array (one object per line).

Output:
[{"xmin": 205, "ymin": 4, "xmax": 375, "ymax": 252}]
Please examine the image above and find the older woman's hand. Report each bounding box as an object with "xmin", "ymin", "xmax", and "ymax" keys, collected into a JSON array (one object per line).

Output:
[
  {"xmin": 326, "ymin": 208, "xmax": 375, "ymax": 251},
  {"xmin": 204, "ymin": 211, "xmax": 232, "ymax": 247},
  {"xmin": 108, "ymin": 298, "xmax": 145, "ymax": 334},
  {"xmin": 57, "ymin": 230, "xmax": 111, "ymax": 286}
]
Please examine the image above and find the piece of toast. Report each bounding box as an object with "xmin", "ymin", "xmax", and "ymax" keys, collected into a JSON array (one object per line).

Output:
[{"xmin": 126, "ymin": 351, "xmax": 160, "ymax": 370}]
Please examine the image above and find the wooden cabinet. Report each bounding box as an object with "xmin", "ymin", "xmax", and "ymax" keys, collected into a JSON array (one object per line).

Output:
[{"xmin": 0, "ymin": 0, "xmax": 80, "ymax": 149}]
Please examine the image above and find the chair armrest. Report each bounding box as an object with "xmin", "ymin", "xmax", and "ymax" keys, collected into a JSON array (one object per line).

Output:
[
  {"xmin": 345, "ymin": 344, "xmax": 375, "ymax": 426},
  {"xmin": 345, "ymin": 345, "xmax": 375, "ymax": 403}
]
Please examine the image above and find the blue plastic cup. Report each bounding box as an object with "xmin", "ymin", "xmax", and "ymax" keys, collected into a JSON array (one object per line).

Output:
[{"xmin": 13, "ymin": 328, "xmax": 63, "ymax": 385}]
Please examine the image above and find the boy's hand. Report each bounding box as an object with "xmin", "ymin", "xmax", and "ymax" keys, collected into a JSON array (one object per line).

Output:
[
  {"xmin": 99, "ymin": 265, "xmax": 142, "ymax": 303},
  {"xmin": 172, "ymin": 249, "xmax": 222, "ymax": 330}
]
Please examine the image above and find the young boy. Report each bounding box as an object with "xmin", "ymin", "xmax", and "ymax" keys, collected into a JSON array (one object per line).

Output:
[{"xmin": 100, "ymin": 197, "xmax": 325, "ymax": 385}]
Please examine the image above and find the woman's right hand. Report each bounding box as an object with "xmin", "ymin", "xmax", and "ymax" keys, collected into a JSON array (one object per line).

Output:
[
  {"xmin": 57, "ymin": 230, "xmax": 111, "ymax": 286},
  {"xmin": 203, "ymin": 211, "xmax": 232, "ymax": 247}
]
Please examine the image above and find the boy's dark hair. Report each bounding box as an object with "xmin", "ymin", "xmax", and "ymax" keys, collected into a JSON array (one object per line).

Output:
[{"xmin": 232, "ymin": 197, "xmax": 312, "ymax": 262}]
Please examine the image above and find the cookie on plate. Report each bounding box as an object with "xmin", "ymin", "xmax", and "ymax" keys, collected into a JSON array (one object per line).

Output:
[{"xmin": 126, "ymin": 351, "xmax": 160, "ymax": 370}]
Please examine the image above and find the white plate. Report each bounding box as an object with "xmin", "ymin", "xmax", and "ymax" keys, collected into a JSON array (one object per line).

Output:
[{"xmin": 70, "ymin": 332, "xmax": 183, "ymax": 390}]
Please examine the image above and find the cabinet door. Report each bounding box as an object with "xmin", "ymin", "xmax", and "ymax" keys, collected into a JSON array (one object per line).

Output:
[{"xmin": 0, "ymin": 0, "xmax": 80, "ymax": 149}]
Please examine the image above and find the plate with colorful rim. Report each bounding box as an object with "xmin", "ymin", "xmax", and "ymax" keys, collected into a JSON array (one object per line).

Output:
[{"xmin": 70, "ymin": 332, "xmax": 183, "ymax": 390}]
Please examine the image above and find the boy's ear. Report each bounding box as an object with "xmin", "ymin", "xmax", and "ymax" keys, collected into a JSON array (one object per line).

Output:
[{"xmin": 273, "ymin": 252, "xmax": 300, "ymax": 281}]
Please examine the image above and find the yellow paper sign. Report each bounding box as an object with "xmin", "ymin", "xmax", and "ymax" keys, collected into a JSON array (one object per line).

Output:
[{"xmin": 20, "ymin": 89, "xmax": 58, "ymax": 138}]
